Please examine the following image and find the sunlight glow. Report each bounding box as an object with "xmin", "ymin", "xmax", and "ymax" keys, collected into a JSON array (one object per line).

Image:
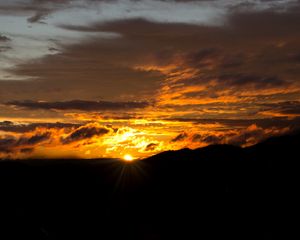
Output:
[{"xmin": 123, "ymin": 154, "xmax": 134, "ymax": 162}]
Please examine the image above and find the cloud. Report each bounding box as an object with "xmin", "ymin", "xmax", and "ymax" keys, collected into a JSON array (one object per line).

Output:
[
  {"xmin": 144, "ymin": 143, "xmax": 159, "ymax": 152},
  {"xmin": 0, "ymin": 121, "xmax": 112, "ymax": 158},
  {"xmin": 189, "ymin": 124, "xmax": 291, "ymax": 146},
  {"xmin": 0, "ymin": 0, "xmax": 71, "ymax": 23},
  {"xmin": 201, "ymin": 134, "xmax": 224, "ymax": 145},
  {"xmin": 0, "ymin": 136, "xmax": 17, "ymax": 153},
  {"xmin": 260, "ymin": 101, "xmax": 300, "ymax": 117},
  {"xmin": 1, "ymin": 0, "xmax": 300, "ymax": 157},
  {"xmin": 55, "ymin": 0, "xmax": 299, "ymax": 29},
  {"xmin": 168, "ymin": 117, "xmax": 300, "ymax": 130},
  {"xmin": 17, "ymin": 131, "xmax": 51, "ymax": 146},
  {"xmin": 61, "ymin": 123, "xmax": 110, "ymax": 144},
  {"xmin": 5, "ymin": 100, "xmax": 151, "ymax": 111},
  {"xmin": 24, "ymin": 0, "xmax": 80, "ymax": 24},
  {"xmin": 218, "ymin": 74, "xmax": 287, "ymax": 89},
  {"xmin": 0, "ymin": 131, "xmax": 52, "ymax": 154},
  {"xmin": 171, "ymin": 132, "xmax": 188, "ymax": 142},
  {"xmin": 27, "ymin": 11, "xmax": 48, "ymax": 23},
  {"xmin": 0, "ymin": 46, "xmax": 12, "ymax": 53},
  {"xmin": 192, "ymin": 133, "xmax": 202, "ymax": 142},
  {"xmin": 0, "ymin": 34, "xmax": 10, "ymax": 42},
  {"xmin": 0, "ymin": 121, "xmax": 81, "ymax": 133},
  {"xmin": 0, "ymin": 118, "xmax": 297, "ymax": 159},
  {"xmin": 4, "ymin": 8, "xmax": 300, "ymax": 110}
]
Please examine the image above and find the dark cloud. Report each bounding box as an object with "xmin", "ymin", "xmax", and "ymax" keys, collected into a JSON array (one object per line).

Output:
[
  {"xmin": 0, "ymin": 46, "xmax": 12, "ymax": 52},
  {"xmin": 20, "ymin": 148, "xmax": 34, "ymax": 154},
  {"xmin": 17, "ymin": 132, "xmax": 51, "ymax": 146},
  {"xmin": 144, "ymin": 143, "xmax": 158, "ymax": 151},
  {"xmin": 0, "ymin": 120, "xmax": 13, "ymax": 126},
  {"xmin": 166, "ymin": 47, "xmax": 289, "ymax": 91},
  {"xmin": 0, "ymin": 121, "xmax": 114, "ymax": 156},
  {"xmin": 0, "ymin": 34, "xmax": 10, "ymax": 42},
  {"xmin": 218, "ymin": 74, "xmax": 287, "ymax": 89},
  {"xmin": 0, "ymin": 0, "xmax": 71, "ymax": 23},
  {"xmin": 0, "ymin": 131, "xmax": 51, "ymax": 154},
  {"xmin": 0, "ymin": 121, "xmax": 114, "ymax": 157},
  {"xmin": 168, "ymin": 117, "xmax": 300, "ymax": 131},
  {"xmin": 202, "ymin": 135, "xmax": 224, "ymax": 145},
  {"xmin": 0, "ymin": 136, "xmax": 16, "ymax": 153},
  {"xmin": 5, "ymin": 100, "xmax": 151, "ymax": 111},
  {"xmin": 190, "ymin": 124, "xmax": 290, "ymax": 146},
  {"xmin": 27, "ymin": 11, "xmax": 48, "ymax": 23},
  {"xmin": 170, "ymin": 73, "xmax": 289, "ymax": 102},
  {"xmin": 0, "ymin": 121, "xmax": 81, "ymax": 133},
  {"xmin": 192, "ymin": 134, "xmax": 202, "ymax": 142},
  {"xmin": 227, "ymin": 126, "xmax": 266, "ymax": 146},
  {"xmin": 260, "ymin": 101, "xmax": 300, "ymax": 116},
  {"xmin": 6, "ymin": 11, "xmax": 299, "ymax": 103},
  {"xmin": 185, "ymin": 48, "xmax": 220, "ymax": 67},
  {"xmin": 61, "ymin": 124, "xmax": 110, "ymax": 144},
  {"xmin": 20, "ymin": 148, "xmax": 34, "ymax": 153},
  {"xmin": 171, "ymin": 132, "xmax": 188, "ymax": 142},
  {"xmin": 216, "ymin": 55, "xmax": 244, "ymax": 68},
  {"xmin": 48, "ymin": 47, "xmax": 59, "ymax": 52}
]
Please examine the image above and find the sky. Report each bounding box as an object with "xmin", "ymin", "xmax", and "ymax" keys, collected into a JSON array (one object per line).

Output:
[{"xmin": 0, "ymin": 0, "xmax": 300, "ymax": 159}]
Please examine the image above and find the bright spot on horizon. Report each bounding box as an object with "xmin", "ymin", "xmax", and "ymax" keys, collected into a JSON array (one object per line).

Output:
[{"xmin": 123, "ymin": 154, "xmax": 134, "ymax": 162}]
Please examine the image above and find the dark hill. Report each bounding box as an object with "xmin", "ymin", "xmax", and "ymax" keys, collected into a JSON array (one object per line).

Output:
[{"xmin": 0, "ymin": 133, "xmax": 299, "ymax": 239}]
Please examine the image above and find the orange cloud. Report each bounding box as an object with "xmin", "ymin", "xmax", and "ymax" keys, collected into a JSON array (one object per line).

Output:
[{"xmin": 0, "ymin": 117, "xmax": 295, "ymax": 160}]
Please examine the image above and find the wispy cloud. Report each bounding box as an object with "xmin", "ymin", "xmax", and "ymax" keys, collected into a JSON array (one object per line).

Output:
[{"xmin": 5, "ymin": 100, "xmax": 152, "ymax": 111}]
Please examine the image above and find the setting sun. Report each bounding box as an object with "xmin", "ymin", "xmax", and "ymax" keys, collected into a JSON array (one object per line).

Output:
[{"xmin": 123, "ymin": 154, "xmax": 134, "ymax": 162}]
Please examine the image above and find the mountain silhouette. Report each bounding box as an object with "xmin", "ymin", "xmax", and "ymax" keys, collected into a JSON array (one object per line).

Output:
[{"xmin": 0, "ymin": 132, "xmax": 299, "ymax": 239}]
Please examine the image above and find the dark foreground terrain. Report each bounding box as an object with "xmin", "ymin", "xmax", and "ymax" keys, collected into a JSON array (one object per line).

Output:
[{"xmin": 0, "ymin": 133, "xmax": 299, "ymax": 239}]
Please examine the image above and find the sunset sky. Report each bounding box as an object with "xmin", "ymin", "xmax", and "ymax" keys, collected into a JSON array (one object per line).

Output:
[{"xmin": 1, "ymin": 0, "xmax": 300, "ymax": 159}]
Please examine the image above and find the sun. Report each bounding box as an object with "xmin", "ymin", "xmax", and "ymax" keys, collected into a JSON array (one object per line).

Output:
[{"xmin": 123, "ymin": 154, "xmax": 134, "ymax": 162}]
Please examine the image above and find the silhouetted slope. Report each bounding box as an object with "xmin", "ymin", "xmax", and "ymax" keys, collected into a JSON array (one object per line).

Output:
[{"xmin": 0, "ymin": 133, "xmax": 299, "ymax": 239}]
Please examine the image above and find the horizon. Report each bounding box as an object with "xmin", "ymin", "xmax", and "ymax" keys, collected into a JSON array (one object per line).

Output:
[{"xmin": 1, "ymin": 129, "xmax": 298, "ymax": 161}]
